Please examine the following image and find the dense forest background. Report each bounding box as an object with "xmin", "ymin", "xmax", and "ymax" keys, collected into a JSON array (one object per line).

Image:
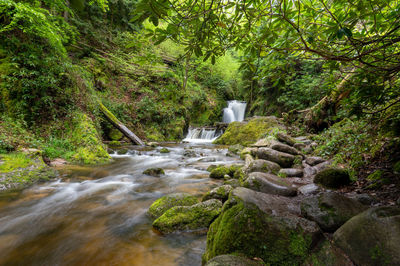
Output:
[{"xmin": 1, "ymin": 0, "xmax": 400, "ymax": 182}]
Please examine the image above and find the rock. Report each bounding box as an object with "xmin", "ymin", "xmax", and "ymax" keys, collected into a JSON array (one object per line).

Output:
[
  {"xmin": 228, "ymin": 144, "xmax": 244, "ymax": 155},
  {"xmin": 209, "ymin": 165, "xmax": 242, "ymax": 179},
  {"xmin": 276, "ymin": 132, "xmax": 296, "ymax": 146},
  {"xmin": 246, "ymin": 159, "xmax": 280, "ymax": 174},
  {"xmin": 303, "ymin": 165, "xmax": 317, "ymax": 179},
  {"xmin": 270, "ymin": 140, "xmax": 301, "ymax": 156},
  {"xmin": 240, "ymin": 147, "xmax": 258, "ymax": 160},
  {"xmin": 243, "ymin": 172, "xmax": 297, "ymax": 197},
  {"xmin": 250, "ymin": 138, "xmax": 272, "ymax": 147},
  {"xmin": 153, "ymin": 199, "xmax": 222, "ymax": 234},
  {"xmin": 256, "ymin": 148, "xmax": 294, "ymax": 168},
  {"xmin": 314, "ymin": 168, "xmax": 351, "ymax": 189},
  {"xmin": 117, "ymin": 148, "xmax": 128, "ymax": 154},
  {"xmin": 202, "ymin": 185, "xmax": 234, "ymax": 203},
  {"xmin": 304, "ymin": 239, "xmax": 354, "ymax": 266},
  {"xmin": 148, "ymin": 193, "xmax": 198, "ymax": 219},
  {"xmin": 199, "ymin": 157, "xmax": 217, "ymax": 162},
  {"xmin": 223, "ymin": 179, "xmax": 240, "ymax": 188},
  {"xmin": 207, "ymin": 165, "xmax": 218, "ymax": 172},
  {"xmin": 279, "ymin": 168, "xmax": 303, "ymax": 177},
  {"xmin": 298, "ymin": 184, "xmax": 320, "ymax": 196},
  {"xmin": 293, "ymin": 142, "xmax": 306, "ymax": 150},
  {"xmin": 348, "ymin": 193, "xmax": 378, "ymax": 206},
  {"xmin": 333, "ymin": 206, "xmax": 400, "ymax": 265},
  {"xmin": 159, "ymin": 147, "xmax": 170, "ymax": 153},
  {"xmin": 203, "ymin": 187, "xmax": 322, "ymax": 264},
  {"xmin": 306, "ymin": 156, "xmax": 325, "ymax": 166},
  {"xmin": 108, "ymin": 128, "xmax": 123, "ymax": 141},
  {"xmin": 183, "ymin": 150, "xmax": 197, "ymax": 157},
  {"xmin": 244, "ymin": 154, "xmax": 254, "ymax": 168},
  {"xmin": 143, "ymin": 167, "xmax": 165, "ymax": 177},
  {"xmin": 301, "ymin": 192, "xmax": 368, "ymax": 232},
  {"xmin": 147, "ymin": 142, "xmax": 159, "ymax": 147},
  {"xmin": 49, "ymin": 158, "xmax": 68, "ymax": 167},
  {"xmin": 313, "ymin": 160, "xmax": 332, "ymax": 173},
  {"xmin": 205, "ymin": 255, "xmax": 264, "ymax": 266}
]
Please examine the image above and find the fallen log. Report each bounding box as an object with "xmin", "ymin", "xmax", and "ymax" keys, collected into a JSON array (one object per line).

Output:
[{"xmin": 99, "ymin": 102, "xmax": 144, "ymax": 145}]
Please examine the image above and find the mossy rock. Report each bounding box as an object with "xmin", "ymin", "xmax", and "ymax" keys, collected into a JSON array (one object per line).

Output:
[
  {"xmin": 205, "ymin": 254, "xmax": 264, "ymax": 266},
  {"xmin": 333, "ymin": 206, "xmax": 400, "ymax": 265},
  {"xmin": 68, "ymin": 112, "xmax": 111, "ymax": 165},
  {"xmin": 148, "ymin": 193, "xmax": 198, "ymax": 219},
  {"xmin": 203, "ymin": 187, "xmax": 321, "ymax": 265},
  {"xmin": 304, "ymin": 239, "xmax": 354, "ymax": 266},
  {"xmin": 202, "ymin": 185, "xmax": 233, "ymax": 202},
  {"xmin": 224, "ymin": 179, "xmax": 241, "ymax": 188},
  {"xmin": 210, "ymin": 165, "xmax": 242, "ymax": 179},
  {"xmin": 214, "ymin": 117, "xmax": 284, "ymax": 146},
  {"xmin": 153, "ymin": 199, "xmax": 222, "ymax": 234},
  {"xmin": 159, "ymin": 147, "xmax": 170, "ymax": 153},
  {"xmin": 143, "ymin": 167, "xmax": 165, "ymax": 177},
  {"xmin": 246, "ymin": 159, "xmax": 281, "ymax": 175},
  {"xmin": 0, "ymin": 152, "xmax": 58, "ymax": 191},
  {"xmin": 228, "ymin": 144, "xmax": 244, "ymax": 155},
  {"xmin": 314, "ymin": 168, "xmax": 351, "ymax": 189},
  {"xmin": 207, "ymin": 165, "xmax": 219, "ymax": 172},
  {"xmin": 394, "ymin": 161, "xmax": 400, "ymax": 173}
]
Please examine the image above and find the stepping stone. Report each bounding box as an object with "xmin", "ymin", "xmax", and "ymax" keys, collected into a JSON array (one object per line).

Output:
[
  {"xmin": 244, "ymin": 172, "xmax": 297, "ymax": 197},
  {"xmin": 279, "ymin": 168, "xmax": 303, "ymax": 177}
]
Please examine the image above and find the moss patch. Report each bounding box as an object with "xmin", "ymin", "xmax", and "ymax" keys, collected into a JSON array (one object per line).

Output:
[
  {"xmin": 214, "ymin": 117, "xmax": 284, "ymax": 146},
  {"xmin": 314, "ymin": 168, "xmax": 351, "ymax": 189}
]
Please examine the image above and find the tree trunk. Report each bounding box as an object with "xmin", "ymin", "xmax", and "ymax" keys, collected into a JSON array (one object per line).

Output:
[{"xmin": 99, "ymin": 102, "xmax": 144, "ymax": 145}]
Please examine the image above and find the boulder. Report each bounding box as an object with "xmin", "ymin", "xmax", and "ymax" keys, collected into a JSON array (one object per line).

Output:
[
  {"xmin": 244, "ymin": 154, "xmax": 254, "ymax": 168},
  {"xmin": 314, "ymin": 168, "xmax": 351, "ymax": 189},
  {"xmin": 148, "ymin": 193, "xmax": 198, "ymax": 219},
  {"xmin": 209, "ymin": 165, "xmax": 242, "ymax": 179},
  {"xmin": 153, "ymin": 199, "xmax": 222, "ymax": 234},
  {"xmin": 276, "ymin": 132, "xmax": 296, "ymax": 146},
  {"xmin": 298, "ymin": 184, "xmax": 320, "ymax": 196},
  {"xmin": 224, "ymin": 179, "xmax": 241, "ymax": 188},
  {"xmin": 203, "ymin": 187, "xmax": 322, "ymax": 265},
  {"xmin": 279, "ymin": 168, "xmax": 303, "ymax": 177},
  {"xmin": 250, "ymin": 138, "xmax": 272, "ymax": 147},
  {"xmin": 246, "ymin": 159, "xmax": 280, "ymax": 174},
  {"xmin": 304, "ymin": 240, "xmax": 354, "ymax": 266},
  {"xmin": 206, "ymin": 255, "xmax": 264, "ymax": 266},
  {"xmin": 333, "ymin": 206, "xmax": 400, "ymax": 266},
  {"xmin": 269, "ymin": 140, "xmax": 301, "ymax": 156},
  {"xmin": 228, "ymin": 144, "xmax": 244, "ymax": 155},
  {"xmin": 243, "ymin": 172, "xmax": 297, "ymax": 197},
  {"xmin": 240, "ymin": 147, "xmax": 258, "ymax": 160},
  {"xmin": 143, "ymin": 167, "xmax": 165, "ymax": 177},
  {"xmin": 256, "ymin": 148, "xmax": 294, "ymax": 168},
  {"xmin": 301, "ymin": 192, "xmax": 368, "ymax": 232},
  {"xmin": 159, "ymin": 147, "xmax": 170, "ymax": 153},
  {"xmin": 202, "ymin": 185, "xmax": 233, "ymax": 202},
  {"xmin": 306, "ymin": 156, "xmax": 325, "ymax": 166},
  {"xmin": 293, "ymin": 142, "xmax": 306, "ymax": 150}
]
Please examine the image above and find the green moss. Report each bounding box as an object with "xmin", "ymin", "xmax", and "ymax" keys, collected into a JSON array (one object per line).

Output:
[
  {"xmin": 314, "ymin": 168, "xmax": 351, "ymax": 189},
  {"xmin": 148, "ymin": 193, "xmax": 198, "ymax": 219},
  {"xmin": 68, "ymin": 112, "xmax": 111, "ymax": 165},
  {"xmin": 367, "ymin": 170, "xmax": 383, "ymax": 181},
  {"xmin": 203, "ymin": 195, "xmax": 312, "ymax": 265},
  {"xmin": 160, "ymin": 148, "xmax": 170, "ymax": 153},
  {"xmin": 152, "ymin": 199, "xmax": 222, "ymax": 234},
  {"xmin": 108, "ymin": 128, "xmax": 123, "ymax": 141},
  {"xmin": 0, "ymin": 153, "xmax": 33, "ymax": 173},
  {"xmin": 143, "ymin": 167, "xmax": 165, "ymax": 176},
  {"xmin": 214, "ymin": 117, "xmax": 284, "ymax": 146},
  {"xmin": 209, "ymin": 165, "xmax": 242, "ymax": 179},
  {"xmin": 393, "ymin": 161, "xmax": 400, "ymax": 173},
  {"xmin": 109, "ymin": 140, "xmax": 121, "ymax": 146}
]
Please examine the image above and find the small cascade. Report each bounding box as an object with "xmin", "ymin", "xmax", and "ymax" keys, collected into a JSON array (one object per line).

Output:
[
  {"xmin": 222, "ymin": 100, "xmax": 247, "ymax": 123},
  {"xmin": 182, "ymin": 127, "xmax": 221, "ymax": 143}
]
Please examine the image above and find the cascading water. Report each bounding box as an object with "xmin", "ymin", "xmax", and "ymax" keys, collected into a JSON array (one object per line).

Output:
[
  {"xmin": 183, "ymin": 100, "xmax": 247, "ymax": 142},
  {"xmin": 182, "ymin": 128, "xmax": 221, "ymax": 143},
  {"xmin": 222, "ymin": 100, "xmax": 247, "ymax": 123}
]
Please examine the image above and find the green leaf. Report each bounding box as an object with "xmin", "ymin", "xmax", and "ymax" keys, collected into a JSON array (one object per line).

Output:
[{"xmin": 211, "ymin": 55, "xmax": 216, "ymax": 65}]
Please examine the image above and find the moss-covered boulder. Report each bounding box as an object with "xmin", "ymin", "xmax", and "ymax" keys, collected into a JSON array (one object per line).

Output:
[
  {"xmin": 153, "ymin": 199, "xmax": 222, "ymax": 234},
  {"xmin": 256, "ymin": 148, "xmax": 295, "ymax": 168},
  {"xmin": 269, "ymin": 140, "xmax": 301, "ymax": 156},
  {"xmin": 108, "ymin": 128, "xmax": 123, "ymax": 141},
  {"xmin": 202, "ymin": 185, "xmax": 233, "ymax": 202},
  {"xmin": 69, "ymin": 112, "xmax": 111, "ymax": 164},
  {"xmin": 304, "ymin": 240, "xmax": 354, "ymax": 266},
  {"xmin": 143, "ymin": 167, "xmax": 165, "ymax": 177},
  {"xmin": 314, "ymin": 168, "xmax": 351, "ymax": 189},
  {"xmin": 214, "ymin": 117, "xmax": 284, "ymax": 146},
  {"xmin": 301, "ymin": 192, "xmax": 368, "ymax": 232},
  {"xmin": 246, "ymin": 159, "xmax": 281, "ymax": 175},
  {"xmin": 205, "ymin": 254, "xmax": 264, "ymax": 266},
  {"xmin": 276, "ymin": 132, "xmax": 296, "ymax": 146},
  {"xmin": 279, "ymin": 168, "xmax": 303, "ymax": 178},
  {"xmin": 228, "ymin": 144, "xmax": 244, "ymax": 155},
  {"xmin": 0, "ymin": 152, "xmax": 58, "ymax": 191},
  {"xmin": 203, "ymin": 187, "xmax": 322, "ymax": 264},
  {"xmin": 209, "ymin": 165, "xmax": 242, "ymax": 179},
  {"xmin": 243, "ymin": 172, "xmax": 297, "ymax": 197},
  {"xmin": 223, "ymin": 178, "xmax": 241, "ymax": 188},
  {"xmin": 333, "ymin": 206, "xmax": 400, "ymax": 265},
  {"xmin": 159, "ymin": 147, "xmax": 170, "ymax": 153},
  {"xmin": 148, "ymin": 193, "xmax": 198, "ymax": 219}
]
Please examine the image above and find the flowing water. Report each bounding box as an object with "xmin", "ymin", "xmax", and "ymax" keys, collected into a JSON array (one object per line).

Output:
[
  {"xmin": 182, "ymin": 128, "xmax": 222, "ymax": 143},
  {"xmin": 0, "ymin": 143, "xmax": 241, "ymax": 266}
]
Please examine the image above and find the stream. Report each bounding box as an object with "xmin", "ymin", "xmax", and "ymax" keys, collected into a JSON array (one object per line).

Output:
[{"xmin": 0, "ymin": 143, "xmax": 241, "ymax": 265}]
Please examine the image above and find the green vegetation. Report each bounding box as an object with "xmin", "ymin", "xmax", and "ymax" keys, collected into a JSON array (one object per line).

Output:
[{"xmin": 148, "ymin": 193, "xmax": 198, "ymax": 219}]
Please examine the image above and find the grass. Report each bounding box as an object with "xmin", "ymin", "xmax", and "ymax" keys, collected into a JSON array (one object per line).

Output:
[{"xmin": 0, "ymin": 153, "xmax": 32, "ymax": 173}]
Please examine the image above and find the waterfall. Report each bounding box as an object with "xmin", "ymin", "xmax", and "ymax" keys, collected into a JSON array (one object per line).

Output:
[
  {"xmin": 183, "ymin": 100, "xmax": 246, "ymax": 143},
  {"xmin": 222, "ymin": 100, "xmax": 247, "ymax": 123},
  {"xmin": 182, "ymin": 128, "xmax": 221, "ymax": 143}
]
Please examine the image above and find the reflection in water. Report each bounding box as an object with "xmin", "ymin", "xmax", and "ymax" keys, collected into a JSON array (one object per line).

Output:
[{"xmin": 0, "ymin": 143, "xmax": 241, "ymax": 266}]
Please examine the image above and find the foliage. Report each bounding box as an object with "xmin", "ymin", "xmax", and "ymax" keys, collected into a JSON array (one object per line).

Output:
[{"xmin": 0, "ymin": 152, "xmax": 32, "ymax": 172}]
